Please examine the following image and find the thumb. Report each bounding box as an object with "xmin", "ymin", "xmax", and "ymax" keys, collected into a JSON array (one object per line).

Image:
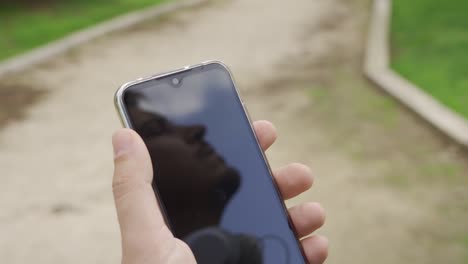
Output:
[{"xmin": 112, "ymin": 128, "xmax": 172, "ymax": 253}]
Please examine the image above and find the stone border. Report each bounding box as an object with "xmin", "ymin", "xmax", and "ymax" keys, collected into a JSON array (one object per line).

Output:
[
  {"xmin": 0, "ymin": 0, "xmax": 207, "ymax": 77},
  {"xmin": 364, "ymin": 0, "xmax": 468, "ymax": 148}
]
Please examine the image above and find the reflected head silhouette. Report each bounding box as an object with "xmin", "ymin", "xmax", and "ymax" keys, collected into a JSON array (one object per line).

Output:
[{"xmin": 125, "ymin": 91, "xmax": 241, "ymax": 239}]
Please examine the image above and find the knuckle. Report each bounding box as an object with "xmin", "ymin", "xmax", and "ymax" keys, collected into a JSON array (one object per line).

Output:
[
  {"xmin": 113, "ymin": 150, "xmax": 131, "ymax": 163},
  {"xmin": 112, "ymin": 173, "xmax": 139, "ymax": 201}
]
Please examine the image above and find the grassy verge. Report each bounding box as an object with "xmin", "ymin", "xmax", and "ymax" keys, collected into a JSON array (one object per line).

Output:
[
  {"xmin": 306, "ymin": 68, "xmax": 468, "ymax": 263},
  {"xmin": 0, "ymin": 0, "xmax": 166, "ymax": 61},
  {"xmin": 391, "ymin": 0, "xmax": 468, "ymax": 119}
]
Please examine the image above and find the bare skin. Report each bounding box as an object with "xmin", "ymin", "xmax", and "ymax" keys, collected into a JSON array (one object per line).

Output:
[{"xmin": 112, "ymin": 120, "xmax": 328, "ymax": 264}]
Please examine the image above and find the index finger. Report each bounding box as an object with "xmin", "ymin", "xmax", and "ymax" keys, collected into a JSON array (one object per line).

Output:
[{"xmin": 253, "ymin": 120, "xmax": 277, "ymax": 151}]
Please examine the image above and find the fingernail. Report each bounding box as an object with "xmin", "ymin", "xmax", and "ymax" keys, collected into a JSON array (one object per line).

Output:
[{"xmin": 112, "ymin": 129, "xmax": 133, "ymax": 158}]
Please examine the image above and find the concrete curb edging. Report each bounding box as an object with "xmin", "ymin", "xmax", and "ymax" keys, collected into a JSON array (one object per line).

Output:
[
  {"xmin": 364, "ymin": 0, "xmax": 468, "ymax": 148},
  {"xmin": 0, "ymin": 0, "xmax": 208, "ymax": 78}
]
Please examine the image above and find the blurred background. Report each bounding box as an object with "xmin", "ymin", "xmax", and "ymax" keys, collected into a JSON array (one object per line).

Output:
[{"xmin": 0, "ymin": 0, "xmax": 467, "ymax": 263}]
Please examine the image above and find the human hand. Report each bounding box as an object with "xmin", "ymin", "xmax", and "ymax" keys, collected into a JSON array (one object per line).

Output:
[{"xmin": 112, "ymin": 120, "xmax": 328, "ymax": 264}]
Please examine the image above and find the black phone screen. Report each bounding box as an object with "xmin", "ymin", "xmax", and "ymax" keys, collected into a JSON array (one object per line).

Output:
[{"xmin": 122, "ymin": 62, "xmax": 306, "ymax": 264}]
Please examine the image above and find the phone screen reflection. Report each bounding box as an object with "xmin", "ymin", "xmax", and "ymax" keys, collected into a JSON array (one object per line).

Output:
[
  {"xmin": 126, "ymin": 92, "xmax": 263, "ymax": 263},
  {"xmin": 122, "ymin": 64, "xmax": 305, "ymax": 264}
]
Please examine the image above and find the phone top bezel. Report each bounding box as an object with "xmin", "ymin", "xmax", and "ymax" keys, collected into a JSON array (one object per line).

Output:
[{"xmin": 114, "ymin": 60, "xmax": 234, "ymax": 128}]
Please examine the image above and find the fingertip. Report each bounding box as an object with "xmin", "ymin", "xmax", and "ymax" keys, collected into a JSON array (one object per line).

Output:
[
  {"xmin": 290, "ymin": 162, "xmax": 314, "ymax": 189},
  {"xmin": 289, "ymin": 202, "xmax": 326, "ymax": 237},
  {"xmin": 253, "ymin": 120, "xmax": 277, "ymax": 150},
  {"xmin": 254, "ymin": 119, "xmax": 275, "ymax": 130},
  {"xmin": 307, "ymin": 202, "xmax": 326, "ymax": 228},
  {"xmin": 302, "ymin": 235, "xmax": 329, "ymax": 264},
  {"xmin": 315, "ymin": 236, "xmax": 329, "ymax": 262},
  {"xmin": 256, "ymin": 120, "xmax": 277, "ymax": 136},
  {"xmin": 274, "ymin": 162, "xmax": 314, "ymax": 199}
]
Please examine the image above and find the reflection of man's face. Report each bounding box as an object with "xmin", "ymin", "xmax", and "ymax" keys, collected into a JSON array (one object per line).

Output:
[{"xmin": 126, "ymin": 92, "xmax": 240, "ymax": 238}]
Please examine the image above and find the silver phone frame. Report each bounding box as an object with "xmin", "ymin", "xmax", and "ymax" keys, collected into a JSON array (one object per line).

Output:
[{"xmin": 113, "ymin": 60, "xmax": 307, "ymax": 262}]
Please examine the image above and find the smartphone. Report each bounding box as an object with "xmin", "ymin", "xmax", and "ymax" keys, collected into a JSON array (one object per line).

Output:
[{"xmin": 114, "ymin": 61, "xmax": 307, "ymax": 264}]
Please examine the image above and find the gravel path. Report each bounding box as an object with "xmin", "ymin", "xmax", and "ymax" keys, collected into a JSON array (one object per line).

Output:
[{"xmin": 1, "ymin": 0, "xmax": 467, "ymax": 263}]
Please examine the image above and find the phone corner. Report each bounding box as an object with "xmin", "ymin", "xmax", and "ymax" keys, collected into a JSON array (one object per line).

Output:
[
  {"xmin": 201, "ymin": 60, "xmax": 230, "ymax": 70},
  {"xmin": 114, "ymin": 81, "xmax": 133, "ymax": 128}
]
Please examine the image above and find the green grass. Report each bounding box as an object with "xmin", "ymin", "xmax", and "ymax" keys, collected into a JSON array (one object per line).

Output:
[
  {"xmin": 0, "ymin": 0, "xmax": 166, "ymax": 61},
  {"xmin": 391, "ymin": 0, "xmax": 468, "ymax": 119},
  {"xmin": 463, "ymin": 235, "xmax": 468, "ymax": 263}
]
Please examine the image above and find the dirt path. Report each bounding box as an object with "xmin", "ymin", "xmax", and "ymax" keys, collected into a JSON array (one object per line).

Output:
[{"xmin": 1, "ymin": 0, "xmax": 467, "ymax": 263}]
